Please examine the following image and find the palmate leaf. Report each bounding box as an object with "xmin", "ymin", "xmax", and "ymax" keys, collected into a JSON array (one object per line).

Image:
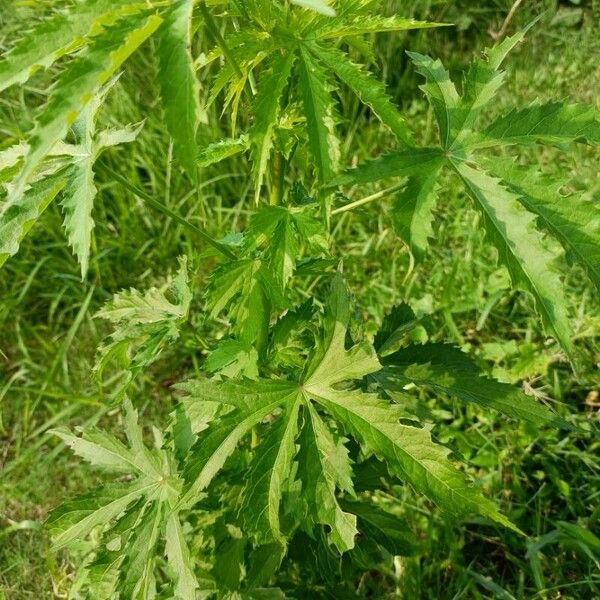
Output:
[
  {"xmin": 155, "ymin": 0, "xmax": 201, "ymax": 180},
  {"xmin": 178, "ymin": 276, "xmax": 518, "ymax": 552},
  {"xmin": 0, "ymin": 0, "xmax": 150, "ymax": 93},
  {"xmin": 48, "ymin": 400, "xmax": 198, "ymax": 599},
  {"xmin": 338, "ymin": 31, "xmax": 600, "ymax": 360},
  {"xmin": 206, "ymin": 258, "xmax": 287, "ymax": 352},
  {"xmin": 377, "ymin": 342, "xmax": 571, "ymax": 429},
  {"xmin": 245, "ymin": 202, "xmax": 328, "ymax": 288},
  {"xmin": 7, "ymin": 11, "xmax": 162, "ymax": 203},
  {"xmin": 301, "ymin": 277, "xmax": 518, "ymax": 532}
]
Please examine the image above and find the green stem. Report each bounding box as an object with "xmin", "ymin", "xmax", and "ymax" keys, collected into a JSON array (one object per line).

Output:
[
  {"xmin": 107, "ymin": 168, "xmax": 236, "ymax": 260},
  {"xmin": 330, "ymin": 183, "xmax": 406, "ymax": 216},
  {"xmin": 270, "ymin": 152, "xmax": 285, "ymax": 205}
]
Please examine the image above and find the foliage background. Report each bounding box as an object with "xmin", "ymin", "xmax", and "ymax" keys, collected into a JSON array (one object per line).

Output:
[{"xmin": 0, "ymin": 0, "xmax": 598, "ymax": 598}]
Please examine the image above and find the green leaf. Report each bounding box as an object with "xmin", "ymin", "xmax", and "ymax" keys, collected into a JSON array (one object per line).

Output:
[
  {"xmin": 240, "ymin": 399, "xmax": 302, "ymax": 544},
  {"xmin": 207, "ymin": 258, "xmax": 286, "ymax": 351},
  {"xmin": 374, "ymin": 302, "xmax": 418, "ymax": 355},
  {"xmin": 9, "ymin": 12, "xmax": 161, "ymax": 203},
  {"xmin": 180, "ymin": 380, "xmax": 299, "ymax": 507},
  {"xmin": 454, "ymin": 161, "xmax": 575, "ymax": 362},
  {"xmin": 48, "ymin": 400, "xmax": 191, "ymax": 594},
  {"xmin": 406, "ymin": 51, "xmax": 460, "ymax": 148},
  {"xmin": 155, "ymin": 0, "xmax": 201, "ymax": 180},
  {"xmin": 120, "ymin": 502, "xmax": 163, "ymax": 599},
  {"xmin": 246, "ymin": 204, "xmax": 327, "ymax": 288},
  {"xmin": 476, "ymin": 102, "xmax": 600, "ymax": 148},
  {"xmin": 343, "ymin": 499, "xmax": 421, "ymax": 556},
  {"xmin": 451, "ymin": 29, "xmax": 529, "ymax": 147},
  {"xmin": 51, "ymin": 426, "xmax": 141, "ymax": 475},
  {"xmin": 298, "ymin": 47, "xmax": 340, "ymax": 183},
  {"xmin": 315, "ymin": 15, "xmax": 445, "ymax": 39},
  {"xmin": 291, "ymin": 0, "xmax": 336, "ymax": 16},
  {"xmin": 61, "ymin": 161, "xmax": 96, "ymax": 279},
  {"xmin": 380, "ymin": 343, "xmax": 572, "ymax": 428},
  {"xmin": 165, "ymin": 513, "xmax": 200, "ymax": 600},
  {"xmin": 205, "ymin": 339, "xmax": 260, "ymax": 379},
  {"xmin": 47, "ymin": 483, "xmax": 152, "ymax": 550},
  {"xmin": 197, "ymin": 135, "xmax": 249, "ymax": 168},
  {"xmin": 491, "ymin": 160, "xmax": 600, "ymax": 291},
  {"xmin": 0, "ymin": 0, "xmax": 148, "ymax": 93},
  {"xmin": 314, "ymin": 45, "xmax": 414, "ymax": 146},
  {"xmin": 95, "ymin": 257, "xmax": 191, "ymax": 393},
  {"xmin": 297, "ymin": 403, "xmax": 358, "ymax": 552},
  {"xmin": 0, "ymin": 170, "xmax": 67, "ymax": 267},
  {"xmin": 330, "ymin": 147, "xmax": 442, "ymax": 187},
  {"xmin": 250, "ymin": 51, "xmax": 296, "ymax": 203},
  {"xmin": 392, "ymin": 164, "xmax": 442, "ymax": 261},
  {"xmin": 302, "ymin": 277, "xmax": 517, "ymax": 531}
]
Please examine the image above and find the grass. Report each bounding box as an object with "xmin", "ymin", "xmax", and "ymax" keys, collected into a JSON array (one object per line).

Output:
[{"xmin": 1, "ymin": 1, "xmax": 599, "ymax": 598}]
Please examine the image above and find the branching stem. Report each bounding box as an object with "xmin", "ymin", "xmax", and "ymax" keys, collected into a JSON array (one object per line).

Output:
[
  {"xmin": 107, "ymin": 167, "xmax": 237, "ymax": 260},
  {"xmin": 330, "ymin": 182, "xmax": 406, "ymax": 216}
]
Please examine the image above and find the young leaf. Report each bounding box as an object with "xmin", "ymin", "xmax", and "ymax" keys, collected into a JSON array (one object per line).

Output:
[
  {"xmin": 197, "ymin": 135, "xmax": 249, "ymax": 168},
  {"xmin": 206, "ymin": 258, "xmax": 286, "ymax": 350},
  {"xmin": 250, "ymin": 51, "xmax": 296, "ymax": 203},
  {"xmin": 245, "ymin": 203, "xmax": 328, "ymax": 288},
  {"xmin": 95, "ymin": 257, "xmax": 191, "ymax": 393},
  {"xmin": 155, "ymin": 0, "xmax": 201, "ymax": 180},
  {"xmin": 291, "ymin": 0, "xmax": 336, "ymax": 17},
  {"xmin": 298, "ymin": 46, "xmax": 340, "ymax": 183}
]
